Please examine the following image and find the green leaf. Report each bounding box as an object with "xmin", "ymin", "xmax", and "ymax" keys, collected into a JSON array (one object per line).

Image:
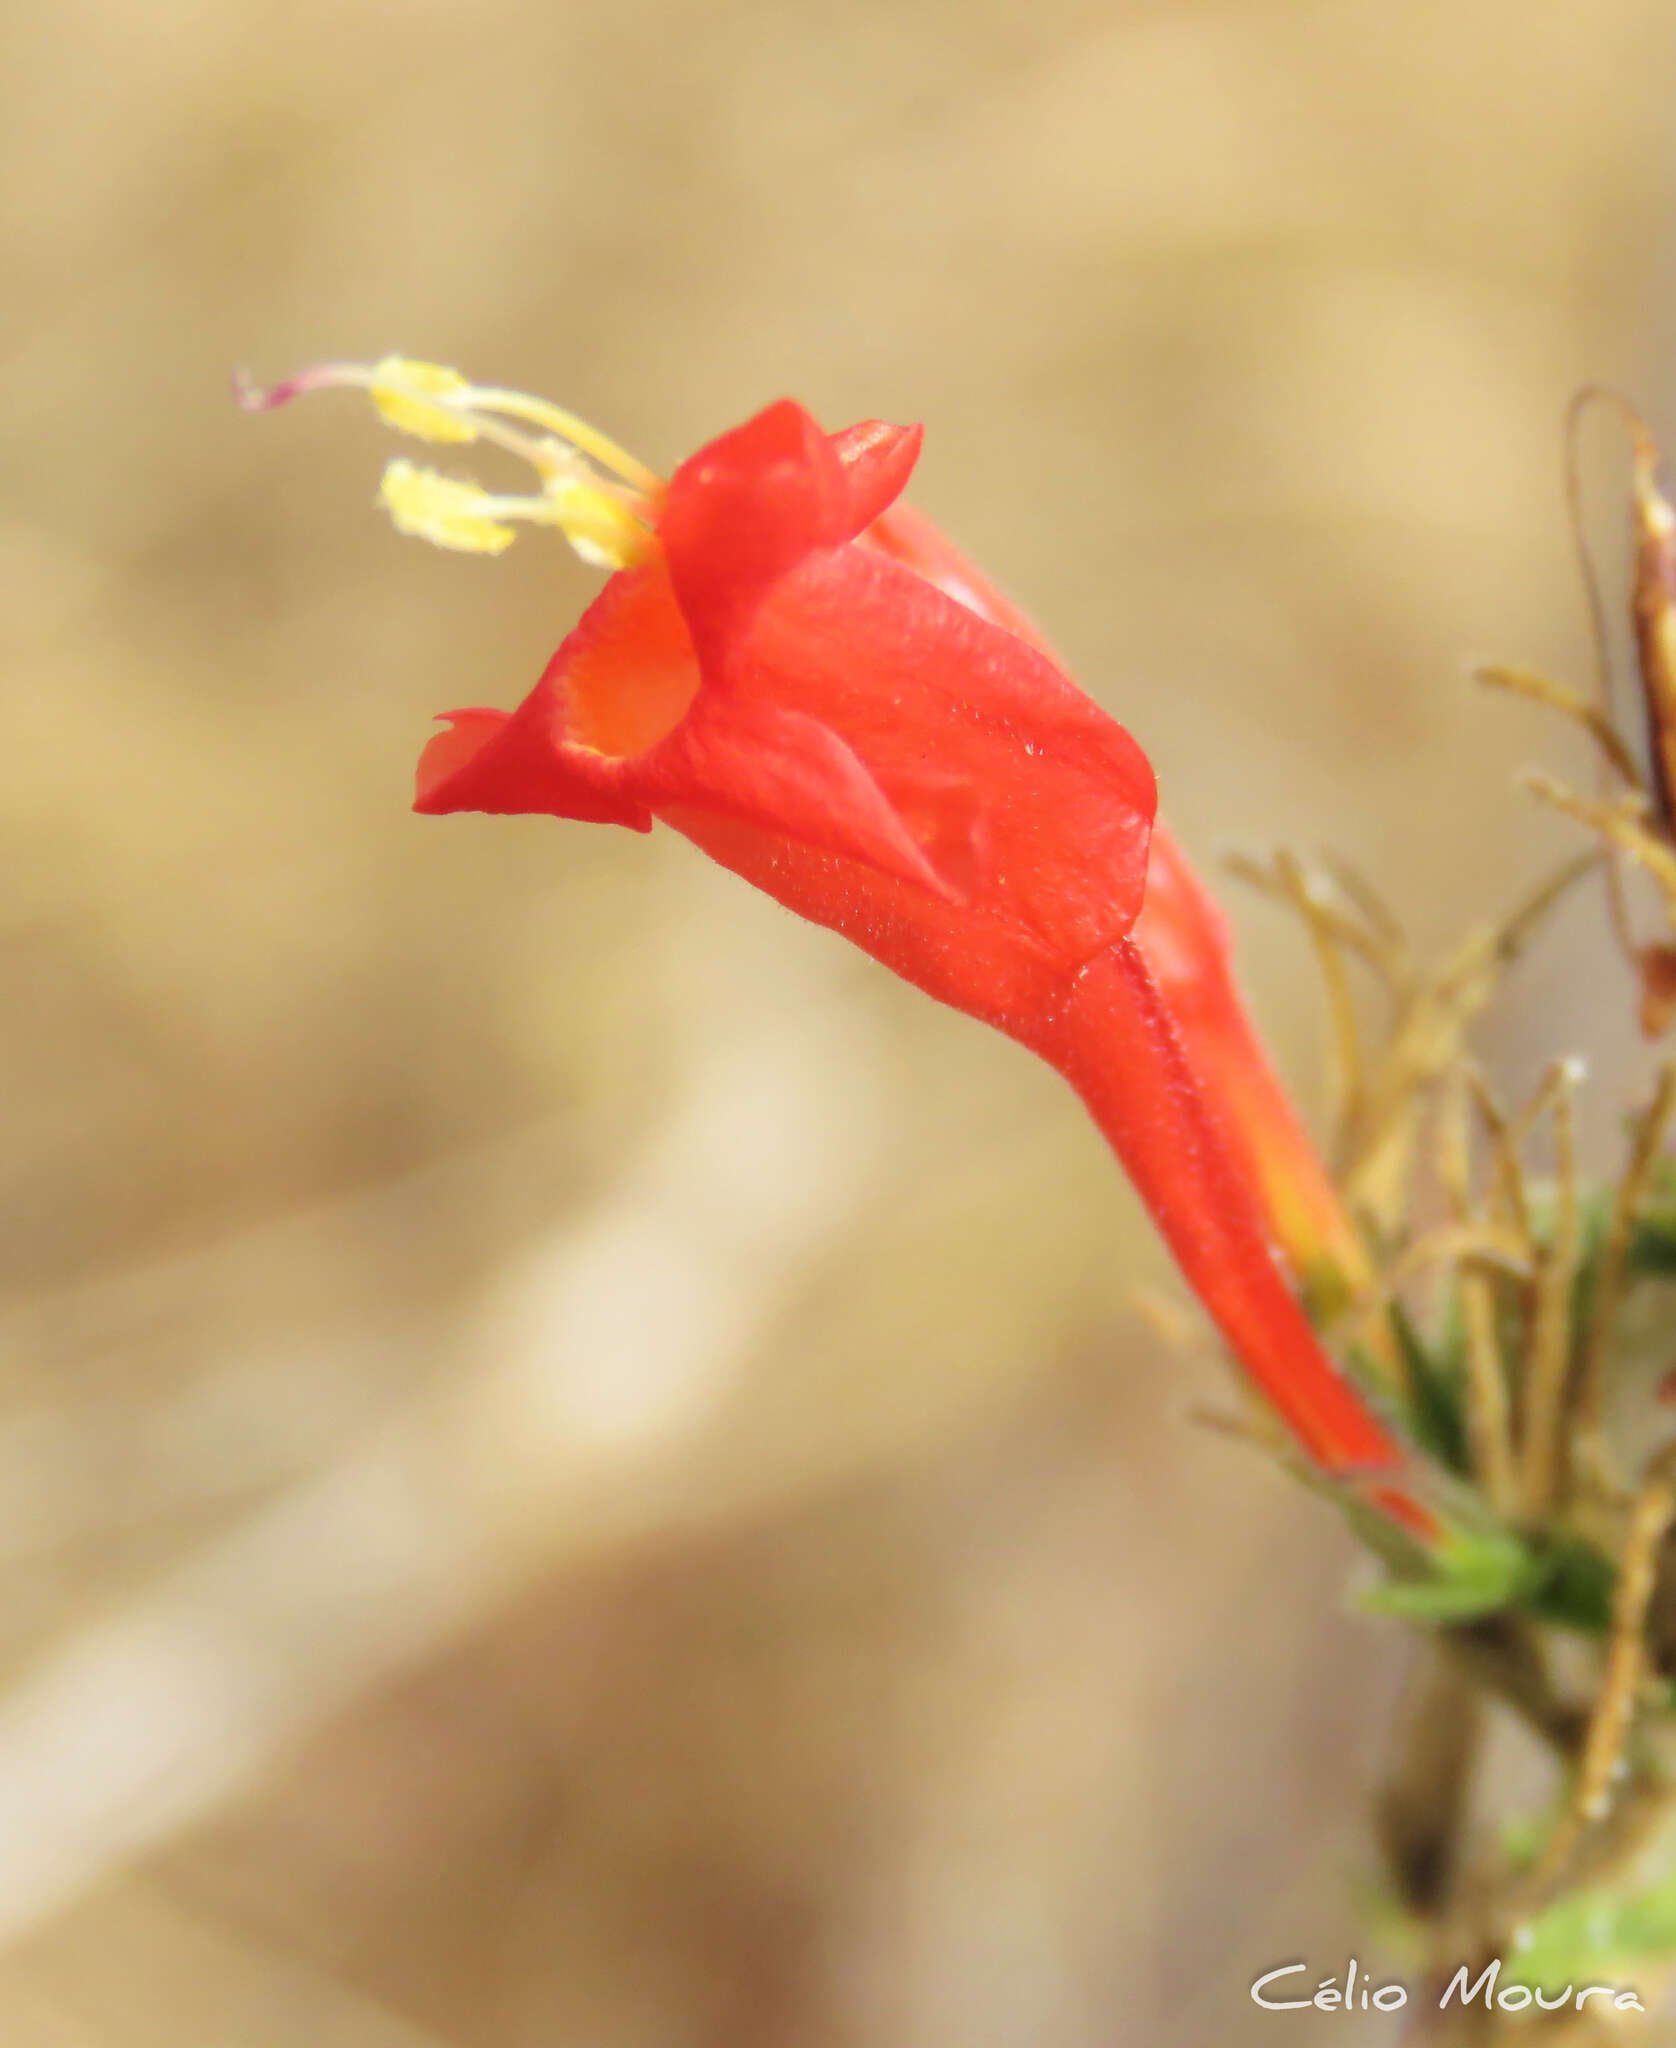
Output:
[
  {"xmin": 1361, "ymin": 1524, "xmax": 1616, "ymax": 1631},
  {"xmin": 1362, "ymin": 1527, "xmax": 1542, "ymax": 1623},
  {"xmin": 1382, "ymin": 1302, "xmax": 1471, "ymax": 1476},
  {"xmin": 1501, "ymin": 1862, "xmax": 1676, "ymax": 1991},
  {"xmin": 1519, "ymin": 1531, "xmax": 1616, "ymax": 1634}
]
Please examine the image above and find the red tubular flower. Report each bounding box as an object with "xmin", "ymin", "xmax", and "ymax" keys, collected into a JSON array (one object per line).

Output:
[
  {"xmin": 240, "ymin": 360, "xmax": 1423, "ymax": 1533},
  {"xmin": 406, "ymin": 393, "xmax": 1420, "ymax": 1521},
  {"xmin": 863, "ymin": 499, "xmax": 1373, "ymax": 1315}
]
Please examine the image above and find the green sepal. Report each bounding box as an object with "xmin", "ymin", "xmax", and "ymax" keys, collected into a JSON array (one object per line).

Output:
[
  {"xmin": 1361, "ymin": 1526, "xmax": 1542, "ymax": 1624},
  {"xmin": 1359, "ymin": 1524, "xmax": 1615, "ymax": 1631}
]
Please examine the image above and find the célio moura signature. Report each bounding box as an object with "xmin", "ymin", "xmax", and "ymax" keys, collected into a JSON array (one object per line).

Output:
[{"xmin": 1250, "ymin": 1956, "xmax": 1646, "ymax": 2016}]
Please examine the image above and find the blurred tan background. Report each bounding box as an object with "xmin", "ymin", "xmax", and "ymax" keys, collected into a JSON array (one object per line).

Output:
[{"xmin": 3, "ymin": 0, "xmax": 1675, "ymax": 2041}]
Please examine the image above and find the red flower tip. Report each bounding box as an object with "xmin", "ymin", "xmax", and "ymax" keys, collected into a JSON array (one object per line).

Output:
[
  {"xmin": 661, "ymin": 402, "xmax": 923, "ymax": 650},
  {"xmin": 370, "ymin": 381, "xmax": 1426, "ymax": 1538}
]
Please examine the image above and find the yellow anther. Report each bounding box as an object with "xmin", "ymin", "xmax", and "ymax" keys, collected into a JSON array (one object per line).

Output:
[
  {"xmin": 238, "ymin": 352, "xmax": 666, "ymax": 573},
  {"xmin": 379, "ymin": 461, "xmax": 516, "ymax": 554},
  {"xmin": 366, "ymin": 357, "xmax": 479, "ymax": 444},
  {"xmin": 543, "ymin": 474, "xmax": 656, "ymax": 569},
  {"xmin": 378, "ymin": 459, "xmax": 655, "ymax": 567}
]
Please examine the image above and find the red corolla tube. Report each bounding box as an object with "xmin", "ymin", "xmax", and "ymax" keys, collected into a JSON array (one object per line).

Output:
[{"xmin": 241, "ymin": 360, "xmax": 1427, "ymax": 1534}]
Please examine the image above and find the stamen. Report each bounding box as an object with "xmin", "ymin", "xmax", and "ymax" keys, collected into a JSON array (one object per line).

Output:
[
  {"xmin": 464, "ymin": 385, "xmax": 663, "ymax": 496},
  {"xmin": 377, "ymin": 461, "xmax": 653, "ymax": 567},
  {"xmin": 235, "ymin": 355, "xmax": 664, "ymax": 571},
  {"xmin": 378, "ymin": 462, "xmax": 516, "ymax": 554}
]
